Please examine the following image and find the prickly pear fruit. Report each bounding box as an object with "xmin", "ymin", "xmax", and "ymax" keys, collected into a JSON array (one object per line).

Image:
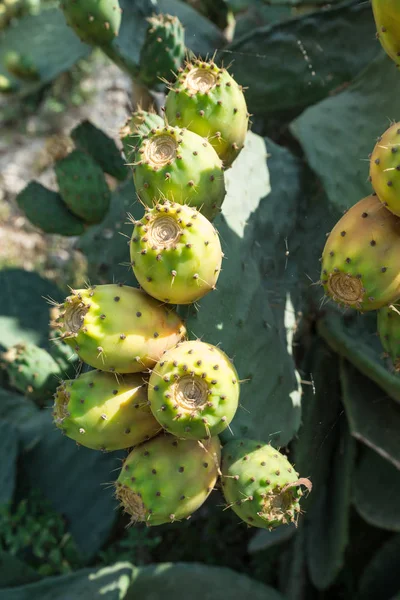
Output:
[
  {"xmin": 61, "ymin": 0, "xmax": 122, "ymax": 46},
  {"xmin": 377, "ymin": 303, "xmax": 400, "ymax": 370},
  {"xmin": 120, "ymin": 109, "xmax": 164, "ymax": 164},
  {"xmin": 221, "ymin": 439, "xmax": 311, "ymax": 529},
  {"xmin": 55, "ymin": 150, "xmax": 111, "ymax": 224},
  {"xmin": 139, "ymin": 14, "xmax": 185, "ymax": 89},
  {"xmin": 53, "ymin": 370, "xmax": 161, "ymax": 451},
  {"xmin": 53, "ymin": 284, "xmax": 186, "ymax": 373},
  {"xmin": 130, "ymin": 201, "xmax": 223, "ymax": 304},
  {"xmin": 165, "ymin": 59, "xmax": 249, "ymax": 168},
  {"xmin": 148, "ymin": 340, "xmax": 239, "ymax": 440},
  {"xmin": 133, "ymin": 125, "xmax": 226, "ymax": 221},
  {"xmin": 4, "ymin": 50, "xmax": 39, "ymax": 81},
  {"xmin": 320, "ymin": 195, "xmax": 400, "ymax": 311},
  {"xmin": 372, "ymin": 0, "xmax": 400, "ymax": 67},
  {"xmin": 370, "ymin": 122, "xmax": 400, "ymax": 216},
  {"xmin": 0, "ymin": 74, "xmax": 16, "ymax": 93},
  {"xmin": 115, "ymin": 433, "xmax": 221, "ymax": 525}
]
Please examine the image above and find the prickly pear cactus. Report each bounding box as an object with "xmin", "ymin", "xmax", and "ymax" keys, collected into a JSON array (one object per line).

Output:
[
  {"xmin": 120, "ymin": 109, "xmax": 164, "ymax": 164},
  {"xmin": 53, "ymin": 284, "xmax": 186, "ymax": 373},
  {"xmin": 139, "ymin": 14, "xmax": 185, "ymax": 89},
  {"xmin": 320, "ymin": 195, "xmax": 400, "ymax": 310},
  {"xmin": 148, "ymin": 340, "xmax": 239, "ymax": 439},
  {"xmin": 165, "ymin": 59, "xmax": 249, "ymax": 168},
  {"xmin": 372, "ymin": 0, "xmax": 400, "ymax": 67},
  {"xmin": 377, "ymin": 304, "xmax": 400, "ymax": 371},
  {"xmin": 60, "ymin": 0, "xmax": 122, "ymax": 46},
  {"xmin": 221, "ymin": 439, "xmax": 311, "ymax": 529},
  {"xmin": 130, "ymin": 201, "xmax": 223, "ymax": 304},
  {"xmin": 370, "ymin": 122, "xmax": 400, "ymax": 217},
  {"xmin": 115, "ymin": 433, "xmax": 221, "ymax": 525},
  {"xmin": 133, "ymin": 125, "xmax": 226, "ymax": 221},
  {"xmin": 4, "ymin": 50, "xmax": 39, "ymax": 80},
  {"xmin": 53, "ymin": 370, "xmax": 161, "ymax": 451}
]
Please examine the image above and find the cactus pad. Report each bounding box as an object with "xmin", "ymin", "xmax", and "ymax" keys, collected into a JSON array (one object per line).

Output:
[
  {"xmin": 61, "ymin": 0, "xmax": 122, "ymax": 46},
  {"xmin": 120, "ymin": 109, "xmax": 164, "ymax": 164},
  {"xmin": 370, "ymin": 122, "xmax": 400, "ymax": 216},
  {"xmin": 377, "ymin": 304, "xmax": 400, "ymax": 371},
  {"xmin": 372, "ymin": 0, "xmax": 400, "ymax": 67}
]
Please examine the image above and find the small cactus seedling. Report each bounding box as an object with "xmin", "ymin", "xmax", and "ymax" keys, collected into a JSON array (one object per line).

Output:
[
  {"xmin": 53, "ymin": 284, "xmax": 186, "ymax": 373},
  {"xmin": 370, "ymin": 122, "xmax": 400, "ymax": 216},
  {"xmin": 53, "ymin": 370, "xmax": 161, "ymax": 451},
  {"xmin": 148, "ymin": 340, "xmax": 239, "ymax": 440},
  {"xmin": 4, "ymin": 50, "xmax": 39, "ymax": 81},
  {"xmin": 221, "ymin": 439, "xmax": 312, "ymax": 529},
  {"xmin": 165, "ymin": 59, "xmax": 249, "ymax": 168},
  {"xmin": 377, "ymin": 303, "xmax": 400, "ymax": 370},
  {"xmin": 120, "ymin": 109, "xmax": 164, "ymax": 164},
  {"xmin": 139, "ymin": 14, "xmax": 185, "ymax": 89},
  {"xmin": 372, "ymin": 0, "xmax": 400, "ymax": 67},
  {"xmin": 61, "ymin": 0, "xmax": 122, "ymax": 46},
  {"xmin": 132, "ymin": 125, "xmax": 226, "ymax": 221},
  {"xmin": 115, "ymin": 433, "xmax": 221, "ymax": 525},
  {"xmin": 130, "ymin": 201, "xmax": 223, "ymax": 304},
  {"xmin": 320, "ymin": 195, "xmax": 400, "ymax": 310}
]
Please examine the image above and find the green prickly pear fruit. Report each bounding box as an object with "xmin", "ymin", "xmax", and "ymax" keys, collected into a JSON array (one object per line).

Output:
[
  {"xmin": 221, "ymin": 439, "xmax": 312, "ymax": 529},
  {"xmin": 53, "ymin": 370, "xmax": 161, "ymax": 451},
  {"xmin": 115, "ymin": 433, "xmax": 221, "ymax": 525},
  {"xmin": 370, "ymin": 122, "xmax": 400, "ymax": 217},
  {"xmin": 377, "ymin": 303, "xmax": 400, "ymax": 370},
  {"xmin": 165, "ymin": 58, "xmax": 249, "ymax": 168},
  {"xmin": 55, "ymin": 150, "xmax": 111, "ymax": 224},
  {"xmin": 0, "ymin": 74, "xmax": 16, "ymax": 93},
  {"xmin": 4, "ymin": 50, "xmax": 39, "ymax": 81},
  {"xmin": 139, "ymin": 14, "xmax": 185, "ymax": 89},
  {"xmin": 120, "ymin": 109, "xmax": 164, "ymax": 164},
  {"xmin": 372, "ymin": 0, "xmax": 400, "ymax": 67},
  {"xmin": 133, "ymin": 125, "xmax": 226, "ymax": 221},
  {"xmin": 60, "ymin": 0, "xmax": 122, "ymax": 47},
  {"xmin": 130, "ymin": 201, "xmax": 223, "ymax": 304},
  {"xmin": 320, "ymin": 195, "xmax": 400, "ymax": 311},
  {"xmin": 53, "ymin": 284, "xmax": 186, "ymax": 374},
  {"xmin": 148, "ymin": 340, "xmax": 239, "ymax": 440}
]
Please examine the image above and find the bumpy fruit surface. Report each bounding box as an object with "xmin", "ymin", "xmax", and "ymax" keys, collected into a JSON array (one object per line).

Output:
[
  {"xmin": 130, "ymin": 201, "xmax": 223, "ymax": 304},
  {"xmin": 53, "ymin": 370, "xmax": 161, "ymax": 451},
  {"xmin": 370, "ymin": 122, "xmax": 400, "ymax": 216},
  {"xmin": 120, "ymin": 109, "xmax": 164, "ymax": 163},
  {"xmin": 165, "ymin": 59, "xmax": 248, "ymax": 168},
  {"xmin": 320, "ymin": 195, "xmax": 400, "ymax": 311},
  {"xmin": 139, "ymin": 14, "xmax": 185, "ymax": 89},
  {"xmin": 148, "ymin": 340, "xmax": 239, "ymax": 440},
  {"xmin": 133, "ymin": 125, "xmax": 226, "ymax": 221},
  {"xmin": 115, "ymin": 433, "xmax": 221, "ymax": 525},
  {"xmin": 53, "ymin": 284, "xmax": 186, "ymax": 373},
  {"xmin": 221, "ymin": 439, "xmax": 311, "ymax": 529},
  {"xmin": 61, "ymin": 0, "xmax": 121, "ymax": 46},
  {"xmin": 4, "ymin": 50, "xmax": 39, "ymax": 81},
  {"xmin": 377, "ymin": 303, "xmax": 400, "ymax": 370},
  {"xmin": 372, "ymin": 0, "xmax": 400, "ymax": 67}
]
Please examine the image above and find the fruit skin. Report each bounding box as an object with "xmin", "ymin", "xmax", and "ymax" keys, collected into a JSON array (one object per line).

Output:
[
  {"xmin": 370, "ymin": 122, "xmax": 400, "ymax": 217},
  {"xmin": 115, "ymin": 433, "xmax": 221, "ymax": 525},
  {"xmin": 165, "ymin": 59, "xmax": 249, "ymax": 168},
  {"xmin": 320, "ymin": 195, "xmax": 400, "ymax": 311},
  {"xmin": 53, "ymin": 370, "xmax": 161, "ymax": 451},
  {"xmin": 4, "ymin": 50, "xmax": 39, "ymax": 81},
  {"xmin": 377, "ymin": 304, "xmax": 400, "ymax": 370},
  {"xmin": 130, "ymin": 201, "xmax": 223, "ymax": 304},
  {"xmin": 53, "ymin": 284, "xmax": 186, "ymax": 374},
  {"xmin": 221, "ymin": 439, "xmax": 311, "ymax": 529},
  {"xmin": 120, "ymin": 109, "xmax": 164, "ymax": 164},
  {"xmin": 60, "ymin": 0, "xmax": 122, "ymax": 46},
  {"xmin": 133, "ymin": 125, "xmax": 226, "ymax": 222},
  {"xmin": 372, "ymin": 0, "xmax": 400, "ymax": 67},
  {"xmin": 139, "ymin": 14, "xmax": 185, "ymax": 89},
  {"xmin": 148, "ymin": 340, "xmax": 239, "ymax": 440}
]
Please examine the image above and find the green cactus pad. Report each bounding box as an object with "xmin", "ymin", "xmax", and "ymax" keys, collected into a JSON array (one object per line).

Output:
[
  {"xmin": 139, "ymin": 13, "xmax": 185, "ymax": 89},
  {"xmin": 133, "ymin": 125, "xmax": 226, "ymax": 221},
  {"xmin": 16, "ymin": 181, "xmax": 86, "ymax": 236},
  {"xmin": 53, "ymin": 370, "xmax": 161, "ymax": 451},
  {"xmin": 148, "ymin": 340, "xmax": 239, "ymax": 440},
  {"xmin": 372, "ymin": 0, "xmax": 400, "ymax": 67},
  {"xmin": 115, "ymin": 433, "xmax": 221, "ymax": 525},
  {"xmin": 54, "ymin": 284, "xmax": 186, "ymax": 373},
  {"xmin": 377, "ymin": 304, "xmax": 400, "ymax": 371},
  {"xmin": 4, "ymin": 50, "xmax": 39, "ymax": 81},
  {"xmin": 320, "ymin": 195, "xmax": 400, "ymax": 311},
  {"xmin": 120, "ymin": 109, "xmax": 164, "ymax": 164},
  {"xmin": 370, "ymin": 122, "xmax": 400, "ymax": 217},
  {"xmin": 130, "ymin": 201, "xmax": 222, "ymax": 304},
  {"xmin": 55, "ymin": 149, "xmax": 111, "ymax": 224},
  {"xmin": 221, "ymin": 439, "xmax": 311, "ymax": 529},
  {"xmin": 165, "ymin": 59, "xmax": 249, "ymax": 168},
  {"xmin": 61, "ymin": 0, "xmax": 122, "ymax": 46}
]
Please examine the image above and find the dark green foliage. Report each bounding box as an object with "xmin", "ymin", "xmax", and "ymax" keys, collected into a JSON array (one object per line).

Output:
[{"xmin": 358, "ymin": 534, "xmax": 400, "ymax": 600}]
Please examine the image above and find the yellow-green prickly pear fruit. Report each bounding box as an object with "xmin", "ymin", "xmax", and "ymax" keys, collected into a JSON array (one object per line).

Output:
[
  {"xmin": 372, "ymin": 0, "xmax": 400, "ymax": 67},
  {"xmin": 60, "ymin": 0, "xmax": 122, "ymax": 46},
  {"xmin": 221, "ymin": 439, "xmax": 311, "ymax": 529},
  {"xmin": 4, "ymin": 50, "xmax": 39, "ymax": 81},
  {"xmin": 53, "ymin": 284, "xmax": 186, "ymax": 373},
  {"xmin": 320, "ymin": 195, "xmax": 400, "ymax": 311},
  {"xmin": 370, "ymin": 122, "xmax": 400, "ymax": 216},
  {"xmin": 115, "ymin": 433, "xmax": 221, "ymax": 525},
  {"xmin": 165, "ymin": 58, "xmax": 249, "ymax": 168},
  {"xmin": 130, "ymin": 201, "xmax": 223, "ymax": 304},
  {"xmin": 377, "ymin": 303, "xmax": 400, "ymax": 370}
]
